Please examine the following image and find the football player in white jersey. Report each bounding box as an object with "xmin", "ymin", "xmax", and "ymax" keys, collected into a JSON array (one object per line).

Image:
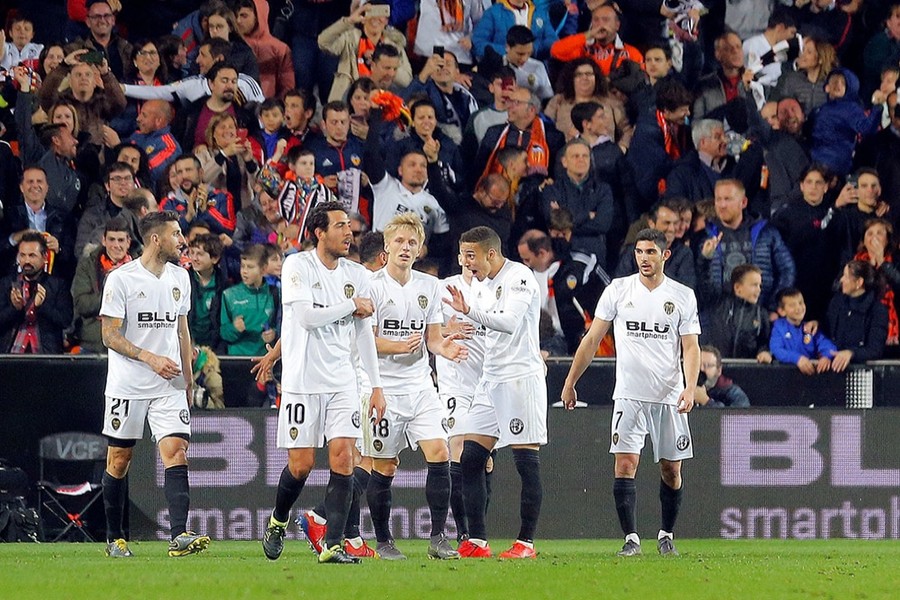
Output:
[
  {"xmin": 437, "ymin": 255, "xmax": 486, "ymax": 542},
  {"xmin": 365, "ymin": 212, "xmax": 468, "ymax": 560},
  {"xmin": 99, "ymin": 211, "xmax": 210, "ymax": 558},
  {"xmin": 259, "ymin": 201, "xmax": 386, "ymax": 565},
  {"xmin": 562, "ymin": 228, "xmax": 701, "ymax": 557},
  {"xmin": 443, "ymin": 226, "xmax": 548, "ymax": 560}
]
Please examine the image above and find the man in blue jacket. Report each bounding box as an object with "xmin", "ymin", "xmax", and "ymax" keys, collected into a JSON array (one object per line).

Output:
[{"xmin": 472, "ymin": 0, "xmax": 568, "ymax": 61}]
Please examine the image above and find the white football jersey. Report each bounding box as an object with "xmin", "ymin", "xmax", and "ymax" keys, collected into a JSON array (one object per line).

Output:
[
  {"xmin": 352, "ymin": 268, "xmax": 376, "ymax": 394},
  {"xmin": 371, "ymin": 268, "xmax": 444, "ymax": 393},
  {"xmin": 436, "ymin": 274, "xmax": 486, "ymax": 397},
  {"xmin": 101, "ymin": 260, "xmax": 191, "ymax": 399},
  {"xmin": 595, "ymin": 274, "xmax": 701, "ymax": 405},
  {"xmin": 467, "ymin": 260, "xmax": 543, "ymax": 382},
  {"xmin": 281, "ymin": 250, "xmax": 375, "ymax": 394},
  {"xmin": 371, "ymin": 175, "xmax": 450, "ymax": 240}
]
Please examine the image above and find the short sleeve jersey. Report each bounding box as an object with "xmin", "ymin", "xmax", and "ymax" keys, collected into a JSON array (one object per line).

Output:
[
  {"xmin": 436, "ymin": 274, "xmax": 487, "ymax": 397},
  {"xmin": 371, "ymin": 175, "xmax": 450, "ymax": 239},
  {"xmin": 101, "ymin": 260, "xmax": 191, "ymax": 399},
  {"xmin": 370, "ymin": 268, "xmax": 444, "ymax": 393},
  {"xmin": 476, "ymin": 260, "xmax": 544, "ymax": 382},
  {"xmin": 595, "ymin": 274, "xmax": 701, "ymax": 405},
  {"xmin": 281, "ymin": 250, "xmax": 373, "ymax": 394}
]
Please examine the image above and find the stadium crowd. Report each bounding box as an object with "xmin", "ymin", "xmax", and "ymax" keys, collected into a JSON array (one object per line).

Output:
[{"xmin": 1, "ymin": 0, "xmax": 900, "ymax": 388}]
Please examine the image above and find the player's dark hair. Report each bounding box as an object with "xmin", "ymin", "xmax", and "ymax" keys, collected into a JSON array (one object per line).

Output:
[
  {"xmin": 104, "ymin": 216, "xmax": 131, "ymax": 236},
  {"xmin": 460, "ymin": 226, "xmax": 502, "ymax": 253},
  {"xmin": 776, "ymin": 287, "xmax": 804, "ymax": 308},
  {"xmin": 359, "ymin": 231, "xmax": 385, "ymax": 265},
  {"xmin": 372, "ymin": 43, "xmax": 400, "ymax": 63},
  {"xmin": 413, "ymin": 257, "xmax": 439, "ymax": 276},
  {"xmin": 307, "ymin": 201, "xmax": 347, "ymax": 245},
  {"xmin": 189, "ymin": 232, "xmax": 224, "ymax": 259},
  {"xmin": 240, "ymin": 243, "xmax": 267, "ymax": 267},
  {"xmin": 635, "ymin": 228, "xmax": 667, "ymax": 253},
  {"xmin": 19, "ymin": 230, "xmax": 48, "ymax": 254},
  {"xmin": 506, "ymin": 25, "xmax": 535, "ymax": 47},
  {"xmin": 139, "ymin": 210, "xmax": 180, "ymax": 239},
  {"xmin": 730, "ymin": 263, "xmax": 762, "ymax": 290},
  {"xmin": 570, "ymin": 101, "xmax": 603, "ymax": 134}
]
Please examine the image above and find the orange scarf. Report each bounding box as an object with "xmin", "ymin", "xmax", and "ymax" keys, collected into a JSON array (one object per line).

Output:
[
  {"xmin": 479, "ymin": 119, "xmax": 550, "ymax": 185},
  {"xmin": 357, "ymin": 36, "xmax": 376, "ymax": 77},
  {"xmin": 855, "ymin": 250, "xmax": 899, "ymax": 345},
  {"xmin": 438, "ymin": 0, "xmax": 464, "ymax": 31}
]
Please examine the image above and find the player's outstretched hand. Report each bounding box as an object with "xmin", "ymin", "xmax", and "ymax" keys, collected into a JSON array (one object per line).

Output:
[
  {"xmin": 404, "ymin": 332, "xmax": 423, "ymax": 353},
  {"xmin": 143, "ymin": 352, "xmax": 182, "ymax": 380},
  {"xmin": 353, "ymin": 297, "xmax": 375, "ymax": 318},
  {"xmin": 369, "ymin": 388, "xmax": 386, "ymax": 422},
  {"xmin": 676, "ymin": 390, "xmax": 694, "ymax": 414},
  {"xmin": 444, "ymin": 315, "xmax": 474, "ymax": 338},
  {"xmin": 561, "ymin": 383, "xmax": 577, "ymax": 410},
  {"xmin": 250, "ymin": 343, "xmax": 280, "ymax": 382},
  {"xmin": 440, "ymin": 333, "xmax": 469, "ymax": 362},
  {"xmin": 443, "ymin": 285, "xmax": 470, "ymax": 314}
]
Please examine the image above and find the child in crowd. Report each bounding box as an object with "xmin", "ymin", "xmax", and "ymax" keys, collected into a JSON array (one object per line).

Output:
[
  {"xmin": 187, "ymin": 233, "xmax": 228, "ymax": 352},
  {"xmin": 0, "ymin": 16, "xmax": 43, "ymax": 70},
  {"xmin": 770, "ymin": 288, "xmax": 837, "ymax": 375},
  {"xmin": 251, "ymin": 98, "xmax": 290, "ymax": 163},
  {"xmin": 702, "ymin": 264, "xmax": 773, "ymax": 362},
  {"xmin": 220, "ymin": 244, "xmax": 279, "ymax": 356}
]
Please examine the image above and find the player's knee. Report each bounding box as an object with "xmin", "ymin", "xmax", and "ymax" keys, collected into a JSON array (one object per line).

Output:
[
  {"xmin": 660, "ymin": 462, "xmax": 682, "ymax": 488},
  {"xmin": 327, "ymin": 443, "xmax": 356, "ymax": 475},
  {"xmin": 287, "ymin": 452, "xmax": 315, "ymax": 478},
  {"xmin": 372, "ymin": 457, "xmax": 399, "ymax": 477},
  {"xmin": 106, "ymin": 451, "xmax": 132, "ymax": 478},
  {"xmin": 614, "ymin": 456, "xmax": 639, "ymax": 478},
  {"xmin": 421, "ymin": 440, "xmax": 450, "ymax": 463}
]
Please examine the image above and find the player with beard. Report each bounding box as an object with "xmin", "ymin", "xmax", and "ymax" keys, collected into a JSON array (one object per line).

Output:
[
  {"xmin": 258, "ymin": 201, "xmax": 386, "ymax": 564},
  {"xmin": 99, "ymin": 211, "xmax": 210, "ymax": 558},
  {"xmin": 562, "ymin": 228, "xmax": 701, "ymax": 557}
]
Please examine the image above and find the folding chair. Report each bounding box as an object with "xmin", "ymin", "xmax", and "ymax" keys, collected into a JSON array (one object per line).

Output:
[{"xmin": 36, "ymin": 432, "xmax": 108, "ymax": 542}]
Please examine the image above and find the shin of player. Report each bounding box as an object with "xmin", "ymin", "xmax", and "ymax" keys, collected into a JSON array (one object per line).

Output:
[
  {"xmin": 561, "ymin": 229, "xmax": 700, "ymax": 557},
  {"xmin": 444, "ymin": 227, "xmax": 548, "ymax": 559},
  {"xmin": 100, "ymin": 211, "xmax": 210, "ymax": 558}
]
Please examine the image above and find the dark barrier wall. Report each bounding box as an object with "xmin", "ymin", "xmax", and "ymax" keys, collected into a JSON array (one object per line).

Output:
[{"xmin": 125, "ymin": 409, "xmax": 900, "ymax": 541}]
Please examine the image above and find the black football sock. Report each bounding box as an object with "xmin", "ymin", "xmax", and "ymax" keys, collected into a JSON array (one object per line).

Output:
[
  {"xmin": 102, "ymin": 471, "xmax": 126, "ymax": 542},
  {"xmin": 460, "ymin": 441, "xmax": 491, "ymax": 541},
  {"xmin": 613, "ymin": 477, "xmax": 637, "ymax": 537},
  {"xmin": 426, "ymin": 461, "xmax": 451, "ymax": 537},
  {"xmin": 344, "ymin": 466, "xmax": 370, "ymax": 539},
  {"xmin": 366, "ymin": 470, "xmax": 394, "ymax": 543},
  {"xmin": 323, "ymin": 471, "xmax": 353, "ymax": 548},
  {"xmin": 513, "ymin": 448, "xmax": 542, "ymax": 543},
  {"xmin": 273, "ymin": 465, "xmax": 307, "ymax": 523},
  {"xmin": 484, "ymin": 450, "xmax": 497, "ymax": 512},
  {"xmin": 313, "ymin": 501, "xmax": 327, "ymax": 520},
  {"xmin": 660, "ymin": 479, "xmax": 683, "ymax": 533},
  {"xmin": 449, "ymin": 461, "xmax": 467, "ymax": 538},
  {"xmin": 164, "ymin": 465, "xmax": 190, "ymax": 539}
]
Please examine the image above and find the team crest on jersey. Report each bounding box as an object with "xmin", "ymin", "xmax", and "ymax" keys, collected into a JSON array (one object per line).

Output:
[
  {"xmin": 496, "ymin": 286, "xmax": 503, "ymax": 300},
  {"xmin": 351, "ymin": 154, "xmax": 361, "ymax": 166},
  {"xmin": 663, "ymin": 301, "xmax": 675, "ymax": 315},
  {"xmin": 344, "ymin": 283, "xmax": 355, "ymax": 298},
  {"xmin": 447, "ymin": 416, "xmax": 455, "ymax": 430},
  {"xmin": 352, "ymin": 411, "xmax": 361, "ymax": 428},
  {"xmin": 441, "ymin": 417, "xmax": 450, "ymax": 433},
  {"xmin": 173, "ymin": 287, "xmax": 181, "ymax": 302},
  {"xmin": 373, "ymin": 439, "xmax": 383, "ymax": 452},
  {"xmin": 676, "ymin": 435, "xmax": 690, "ymax": 451},
  {"xmin": 289, "ymin": 427, "xmax": 298, "ymax": 440},
  {"xmin": 418, "ymin": 294, "xmax": 428, "ymax": 310},
  {"xmin": 291, "ymin": 272, "xmax": 301, "ymax": 287},
  {"xmin": 111, "ymin": 418, "xmax": 121, "ymax": 431},
  {"xmin": 566, "ymin": 275, "xmax": 577, "ymax": 290},
  {"xmin": 612, "ymin": 432, "xmax": 619, "ymax": 445},
  {"xmin": 509, "ymin": 418, "xmax": 524, "ymax": 435},
  {"xmin": 104, "ymin": 289, "xmax": 113, "ymax": 303},
  {"xmin": 179, "ymin": 409, "xmax": 190, "ymax": 425}
]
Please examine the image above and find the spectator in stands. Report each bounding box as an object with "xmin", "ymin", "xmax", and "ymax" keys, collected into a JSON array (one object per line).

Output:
[
  {"xmin": 413, "ymin": 0, "xmax": 480, "ymax": 68},
  {"xmin": 855, "ymin": 95, "xmax": 900, "ymax": 219},
  {"xmin": 75, "ymin": 161, "xmax": 135, "ymax": 257},
  {"xmin": 13, "ymin": 65, "xmax": 81, "ymax": 166},
  {"xmin": 2, "ymin": 166, "xmax": 73, "ymax": 277},
  {"xmin": 439, "ymin": 173, "xmax": 513, "ymax": 257},
  {"xmin": 0, "ymin": 15, "xmax": 42, "ymax": 70},
  {"xmin": 387, "ymin": 99, "xmax": 465, "ymax": 194},
  {"xmin": 248, "ymin": 99, "xmax": 290, "ymax": 164},
  {"xmin": 118, "ymin": 188, "xmax": 154, "ymax": 254},
  {"xmin": 545, "ymin": 57, "xmax": 632, "ymax": 149},
  {"xmin": 156, "ymin": 34, "xmax": 188, "ymax": 80},
  {"xmin": 460, "ymin": 65, "xmax": 513, "ymax": 162},
  {"xmin": 304, "ymin": 101, "xmax": 365, "ymax": 203},
  {"xmin": 664, "ymin": 118, "xmax": 733, "ymax": 203},
  {"xmin": 810, "ymin": 68, "xmax": 883, "ymax": 178},
  {"xmin": 765, "ymin": 98, "xmax": 811, "ymax": 214},
  {"xmin": 317, "ymin": 1, "xmax": 412, "ymax": 102},
  {"xmin": 205, "ymin": 2, "xmax": 262, "ymax": 83},
  {"xmin": 282, "ymin": 88, "xmax": 323, "ymax": 154},
  {"xmin": 0, "ymin": 231, "xmax": 72, "ymax": 354},
  {"xmin": 693, "ymin": 31, "xmax": 759, "ymax": 124},
  {"xmin": 232, "ymin": 183, "xmax": 299, "ymax": 253},
  {"xmin": 541, "ymin": 139, "xmax": 614, "ymax": 268},
  {"xmin": 854, "ymin": 218, "xmax": 900, "ymax": 354},
  {"xmin": 828, "ymin": 168, "xmax": 886, "ymax": 267},
  {"xmin": 490, "ymin": 26, "xmax": 554, "ymax": 101},
  {"xmin": 862, "ymin": 2, "xmax": 900, "ymax": 101},
  {"xmin": 405, "ymin": 49, "xmax": 479, "ymax": 142},
  {"xmin": 702, "ymin": 263, "xmax": 773, "ymax": 362},
  {"xmin": 110, "ymin": 143, "xmax": 151, "ymax": 190},
  {"xmin": 69, "ymin": 0, "xmax": 132, "ymax": 80},
  {"xmin": 550, "ymin": 2, "xmax": 641, "ymax": 75},
  {"xmin": 160, "ymin": 154, "xmax": 238, "ymax": 241},
  {"xmin": 627, "ymin": 43, "xmax": 677, "ymax": 123},
  {"xmin": 194, "ymin": 112, "xmax": 260, "ymax": 210},
  {"xmin": 346, "ymin": 77, "xmax": 377, "ymax": 142},
  {"xmin": 614, "ymin": 200, "xmax": 695, "ymax": 288},
  {"xmin": 220, "ymin": 244, "xmax": 279, "ymax": 356},
  {"xmin": 771, "ymin": 164, "xmax": 837, "ymax": 322},
  {"xmin": 188, "ymin": 233, "xmax": 228, "ymax": 352},
  {"xmin": 71, "ymin": 217, "xmax": 132, "ymax": 353},
  {"xmin": 37, "ymin": 44, "xmax": 65, "ymax": 80},
  {"xmin": 473, "ymin": 0, "xmax": 561, "ymax": 61},
  {"xmin": 695, "ymin": 179, "xmax": 796, "ymax": 314},
  {"xmin": 772, "ymin": 37, "xmax": 835, "ymax": 116},
  {"xmin": 126, "ymin": 100, "xmax": 181, "ymax": 188},
  {"xmin": 770, "ymin": 288, "xmax": 837, "ymax": 374},
  {"xmin": 367, "ymin": 43, "xmax": 409, "ymax": 94},
  {"xmin": 824, "ymin": 260, "xmax": 889, "ymax": 371},
  {"xmin": 627, "ymin": 79, "xmax": 693, "ymax": 213},
  {"xmin": 695, "ymin": 345, "xmax": 751, "ymax": 408},
  {"xmin": 173, "ymin": 62, "xmax": 259, "ymax": 151},
  {"xmin": 234, "ymin": 0, "xmax": 295, "ymax": 99},
  {"xmin": 742, "ymin": 9, "xmax": 797, "ymax": 91}
]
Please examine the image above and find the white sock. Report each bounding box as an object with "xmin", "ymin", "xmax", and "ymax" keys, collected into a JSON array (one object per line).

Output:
[
  {"xmin": 517, "ymin": 540, "xmax": 534, "ymax": 549},
  {"xmin": 658, "ymin": 530, "xmax": 673, "ymax": 541},
  {"xmin": 346, "ymin": 536, "xmax": 363, "ymax": 549},
  {"xmin": 470, "ymin": 538, "xmax": 488, "ymax": 548},
  {"xmin": 309, "ymin": 510, "xmax": 327, "ymax": 525},
  {"xmin": 625, "ymin": 533, "xmax": 641, "ymax": 545}
]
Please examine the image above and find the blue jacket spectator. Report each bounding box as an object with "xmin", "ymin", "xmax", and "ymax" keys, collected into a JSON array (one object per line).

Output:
[
  {"xmin": 771, "ymin": 319, "xmax": 838, "ymax": 365},
  {"xmin": 472, "ymin": 0, "xmax": 560, "ymax": 61}
]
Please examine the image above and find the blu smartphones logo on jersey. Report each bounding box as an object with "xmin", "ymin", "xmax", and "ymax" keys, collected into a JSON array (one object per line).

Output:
[
  {"xmin": 137, "ymin": 311, "xmax": 178, "ymax": 328},
  {"xmin": 382, "ymin": 319, "xmax": 425, "ymax": 332},
  {"xmin": 624, "ymin": 321, "xmax": 670, "ymax": 339}
]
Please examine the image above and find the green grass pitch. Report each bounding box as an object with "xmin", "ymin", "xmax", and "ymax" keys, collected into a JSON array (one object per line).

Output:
[{"xmin": 2, "ymin": 540, "xmax": 898, "ymax": 599}]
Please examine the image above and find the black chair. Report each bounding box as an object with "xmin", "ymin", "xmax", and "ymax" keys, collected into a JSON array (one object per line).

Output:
[{"xmin": 36, "ymin": 432, "xmax": 107, "ymax": 542}]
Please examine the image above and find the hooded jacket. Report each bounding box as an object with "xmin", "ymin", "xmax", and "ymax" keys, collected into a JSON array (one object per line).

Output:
[
  {"xmin": 703, "ymin": 294, "xmax": 771, "ymax": 359},
  {"xmin": 244, "ymin": 0, "xmax": 296, "ymax": 98},
  {"xmin": 825, "ymin": 289, "xmax": 889, "ymax": 363}
]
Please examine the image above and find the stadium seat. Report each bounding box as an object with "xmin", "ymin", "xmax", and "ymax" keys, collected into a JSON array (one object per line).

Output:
[{"xmin": 36, "ymin": 432, "xmax": 108, "ymax": 542}]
